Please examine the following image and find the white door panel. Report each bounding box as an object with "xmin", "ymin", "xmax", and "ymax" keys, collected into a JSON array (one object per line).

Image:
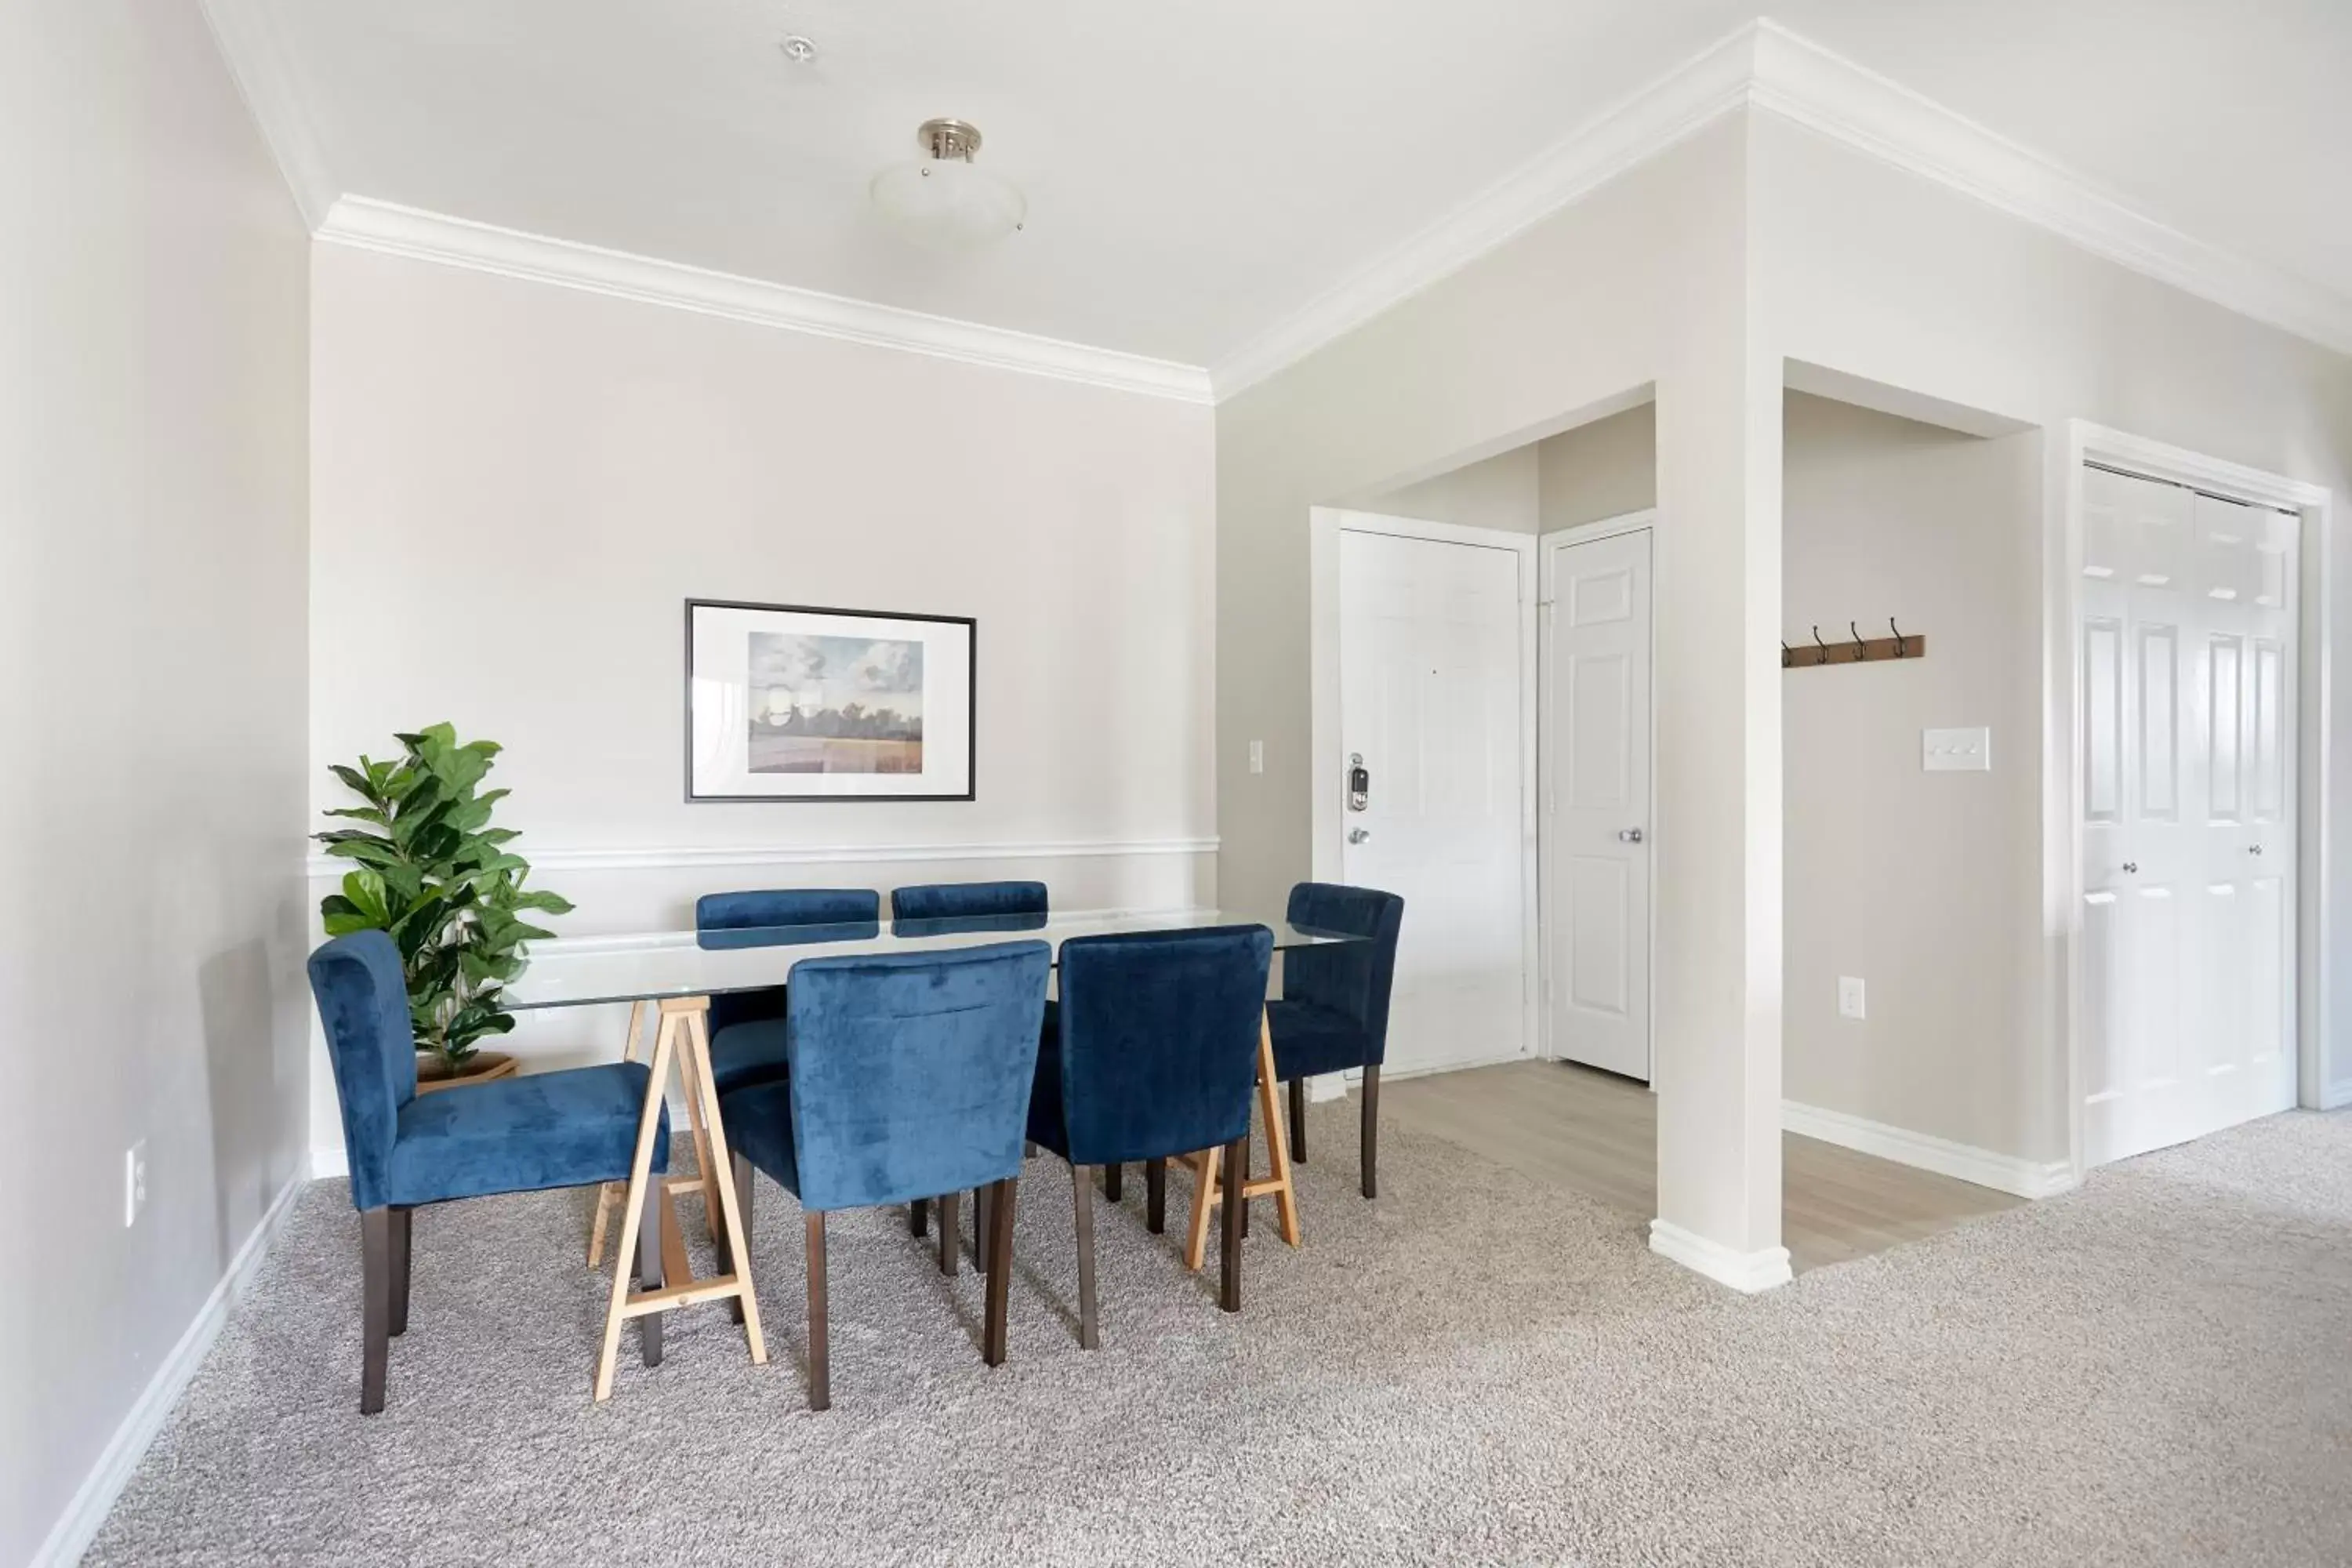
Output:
[
  {"xmin": 1339, "ymin": 526, "xmax": 1526, "ymax": 1075},
  {"xmin": 2080, "ymin": 468, "xmax": 2298, "ymax": 1166},
  {"xmin": 1543, "ymin": 527, "xmax": 1653, "ymax": 1080}
]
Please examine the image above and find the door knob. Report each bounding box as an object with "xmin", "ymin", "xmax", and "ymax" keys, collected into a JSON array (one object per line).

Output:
[
  {"xmin": 2122, "ymin": 862, "xmax": 2139, "ymax": 874},
  {"xmin": 1348, "ymin": 828, "xmax": 1370, "ymax": 844},
  {"xmin": 1618, "ymin": 827, "xmax": 1644, "ymax": 844},
  {"xmin": 2249, "ymin": 844, "xmax": 2265, "ymax": 857}
]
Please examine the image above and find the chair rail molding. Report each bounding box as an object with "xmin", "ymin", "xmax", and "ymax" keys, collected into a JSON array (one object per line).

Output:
[
  {"xmin": 302, "ymin": 835, "xmax": 1219, "ymax": 880},
  {"xmin": 314, "ymin": 197, "xmax": 1215, "ymax": 404},
  {"xmin": 1646, "ymin": 1218, "xmax": 1794, "ymax": 1295},
  {"xmin": 1209, "ymin": 18, "xmax": 2352, "ymax": 399},
  {"xmin": 1780, "ymin": 1100, "xmax": 2078, "ymax": 1201}
]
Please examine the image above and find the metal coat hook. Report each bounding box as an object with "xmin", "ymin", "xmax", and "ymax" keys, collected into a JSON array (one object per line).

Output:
[
  {"xmin": 1849, "ymin": 621, "xmax": 1868, "ymax": 662},
  {"xmin": 1811, "ymin": 625, "xmax": 1828, "ymax": 662},
  {"xmin": 1780, "ymin": 638, "xmax": 1792, "ymax": 668},
  {"xmin": 1889, "ymin": 617, "xmax": 1907, "ymax": 659}
]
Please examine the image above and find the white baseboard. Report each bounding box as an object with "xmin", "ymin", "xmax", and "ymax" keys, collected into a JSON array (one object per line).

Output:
[
  {"xmin": 308, "ymin": 1143, "xmax": 349, "ymax": 1181},
  {"xmin": 1647, "ymin": 1218, "xmax": 1793, "ymax": 1294},
  {"xmin": 1781, "ymin": 1100, "xmax": 2077, "ymax": 1199},
  {"xmin": 32, "ymin": 1163, "xmax": 310, "ymax": 1568},
  {"xmin": 2321, "ymin": 1080, "xmax": 2352, "ymax": 1112}
]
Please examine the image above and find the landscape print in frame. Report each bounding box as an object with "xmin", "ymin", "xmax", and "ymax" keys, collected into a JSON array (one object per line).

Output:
[{"xmin": 686, "ymin": 600, "xmax": 976, "ymax": 801}]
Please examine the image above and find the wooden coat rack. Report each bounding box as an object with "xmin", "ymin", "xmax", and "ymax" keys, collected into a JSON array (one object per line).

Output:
[{"xmin": 1782, "ymin": 619, "xmax": 1926, "ymax": 670}]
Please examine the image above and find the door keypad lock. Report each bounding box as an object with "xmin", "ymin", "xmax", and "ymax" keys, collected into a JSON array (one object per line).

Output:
[{"xmin": 1347, "ymin": 753, "xmax": 1370, "ymax": 812}]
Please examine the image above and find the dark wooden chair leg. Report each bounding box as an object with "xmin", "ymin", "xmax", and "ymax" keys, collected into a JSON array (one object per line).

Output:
[
  {"xmin": 1361, "ymin": 1064, "xmax": 1381, "ymax": 1200},
  {"xmin": 974, "ymin": 1185, "xmax": 993, "ymax": 1274},
  {"xmin": 1239, "ymin": 1136, "xmax": 1251, "ymax": 1238},
  {"xmin": 909, "ymin": 1196, "xmax": 928, "ymax": 1238},
  {"xmin": 1288, "ymin": 1078, "xmax": 1307, "ymax": 1163},
  {"xmin": 637, "ymin": 1181, "xmax": 664, "ymax": 1367},
  {"xmin": 1072, "ymin": 1163, "xmax": 1099, "ymax": 1349},
  {"xmin": 388, "ymin": 1207, "xmax": 412, "ymax": 1338},
  {"xmin": 937, "ymin": 1189, "xmax": 959, "ymax": 1276},
  {"xmin": 1104, "ymin": 1162, "xmax": 1123, "ymax": 1202},
  {"xmin": 983, "ymin": 1175, "xmax": 1017, "ymax": 1366},
  {"xmin": 1218, "ymin": 1137, "xmax": 1245, "ymax": 1313},
  {"xmin": 728, "ymin": 1152, "xmax": 753, "ymax": 1325},
  {"xmin": 1145, "ymin": 1156, "xmax": 1167, "ymax": 1233},
  {"xmin": 360, "ymin": 1207, "xmax": 391, "ymax": 1414},
  {"xmin": 805, "ymin": 1210, "xmax": 829, "ymax": 1411}
]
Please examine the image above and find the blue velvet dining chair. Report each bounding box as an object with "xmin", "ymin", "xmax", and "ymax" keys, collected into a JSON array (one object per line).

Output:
[
  {"xmin": 695, "ymin": 888, "xmax": 881, "ymax": 1097},
  {"xmin": 307, "ymin": 930, "xmax": 669, "ymax": 1414},
  {"xmin": 715, "ymin": 941, "xmax": 1050, "ymax": 1410},
  {"xmin": 1267, "ymin": 882, "xmax": 1405, "ymax": 1199},
  {"xmin": 1026, "ymin": 924, "xmax": 1273, "ymax": 1344},
  {"xmin": 889, "ymin": 880, "xmax": 1048, "ymax": 931}
]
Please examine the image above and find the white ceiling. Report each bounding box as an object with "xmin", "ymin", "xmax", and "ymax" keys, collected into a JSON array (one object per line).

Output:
[{"xmin": 248, "ymin": 0, "xmax": 2352, "ymax": 369}]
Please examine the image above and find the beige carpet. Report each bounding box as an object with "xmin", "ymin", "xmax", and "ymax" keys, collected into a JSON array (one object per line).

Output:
[{"xmin": 88, "ymin": 1103, "xmax": 2352, "ymax": 1566}]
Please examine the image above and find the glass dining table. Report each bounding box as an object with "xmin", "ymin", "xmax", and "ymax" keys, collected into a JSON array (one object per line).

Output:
[{"xmin": 513, "ymin": 906, "xmax": 1367, "ymax": 1400}]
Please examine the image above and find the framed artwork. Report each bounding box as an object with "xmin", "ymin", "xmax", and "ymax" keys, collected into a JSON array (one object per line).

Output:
[{"xmin": 685, "ymin": 599, "xmax": 976, "ymax": 802}]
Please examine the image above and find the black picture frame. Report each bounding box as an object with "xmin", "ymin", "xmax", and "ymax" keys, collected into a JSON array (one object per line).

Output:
[{"xmin": 684, "ymin": 597, "xmax": 978, "ymax": 803}]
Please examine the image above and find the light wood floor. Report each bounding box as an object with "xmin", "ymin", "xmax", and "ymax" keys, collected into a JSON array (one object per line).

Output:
[{"xmin": 1383, "ymin": 1059, "xmax": 2025, "ymax": 1274}]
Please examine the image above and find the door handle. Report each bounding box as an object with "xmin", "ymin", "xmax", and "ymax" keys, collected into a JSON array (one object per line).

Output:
[
  {"xmin": 1617, "ymin": 828, "xmax": 1644, "ymax": 844},
  {"xmin": 1348, "ymin": 828, "xmax": 1370, "ymax": 845}
]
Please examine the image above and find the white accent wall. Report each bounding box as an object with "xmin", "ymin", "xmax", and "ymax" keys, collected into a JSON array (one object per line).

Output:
[
  {"xmin": 1, "ymin": 5, "xmax": 313, "ymax": 1563},
  {"xmin": 306, "ymin": 245, "xmax": 1218, "ymax": 1160}
]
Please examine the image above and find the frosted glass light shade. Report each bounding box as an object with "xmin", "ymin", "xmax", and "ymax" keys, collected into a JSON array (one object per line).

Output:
[{"xmin": 869, "ymin": 157, "xmax": 1025, "ymax": 251}]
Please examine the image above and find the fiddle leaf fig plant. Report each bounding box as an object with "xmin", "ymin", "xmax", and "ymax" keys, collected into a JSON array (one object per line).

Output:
[{"xmin": 314, "ymin": 724, "xmax": 572, "ymax": 1073}]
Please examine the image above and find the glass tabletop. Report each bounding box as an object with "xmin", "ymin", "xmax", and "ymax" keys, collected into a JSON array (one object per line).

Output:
[{"xmin": 504, "ymin": 907, "xmax": 1367, "ymax": 1011}]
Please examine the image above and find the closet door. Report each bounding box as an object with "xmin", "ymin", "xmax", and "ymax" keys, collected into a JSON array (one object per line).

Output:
[{"xmin": 2079, "ymin": 467, "xmax": 2297, "ymax": 1167}]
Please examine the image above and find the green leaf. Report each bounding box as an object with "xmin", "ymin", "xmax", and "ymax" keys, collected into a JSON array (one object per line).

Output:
[
  {"xmin": 322, "ymin": 805, "xmax": 390, "ymax": 826},
  {"xmin": 328, "ymin": 764, "xmax": 377, "ymax": 800},
  {"xmin": 341, "ymin": 869, "xmax": 390, "ymax": 925},
  {"xmin": 508, "ymin": 889, "xmax": 574, "ymax": 915}
]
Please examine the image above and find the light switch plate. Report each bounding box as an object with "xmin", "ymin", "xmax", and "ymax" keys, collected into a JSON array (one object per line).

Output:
[
  {"xmin": 1923, "ymin": 727, "xmax": 1991, "ymax": 771},
  {"xmin": 1838, "ymin": 977, "xmax": 1866, "ymax": 1020},
  {"xmin": 1247, "ymin": 740, "xmax": 1265, "ymax": 775}
]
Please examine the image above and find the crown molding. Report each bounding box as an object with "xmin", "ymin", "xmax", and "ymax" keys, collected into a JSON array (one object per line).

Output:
[
  {"xmin": 198, "ymin": 0, "xmax": 336, "ymax": 228},
  {"xmin": 1746, "ymin": 20, "xmax": 2352, "ymax": 359},
  {"xmin": 1211, "ymin": 17, "xmax": 2352, "ymax": 400},
  {"xmin": 1208, "ymin": 22, "xmax": 1761, "ymax": 401},
  {"xmin": 316, "ymin": 197, "xmax": 1216, "ymax": 404}
]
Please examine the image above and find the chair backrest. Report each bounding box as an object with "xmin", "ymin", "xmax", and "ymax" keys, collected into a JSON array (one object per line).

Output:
[
  {"xmin": 889, "ymin": 880, "xmax": 1048, "ymax": 932},
  {"xmin": 1282, "ymin": 883, "xmax": 1406, "ymax": 1064},
  {"xmin": 696, "ymin": 888, "xmax": 882, "ymax": 1034},
  {"xmin": 1053, "ymin": 924, "xmax": 1273, "ymax": 1166},
  {"xmin": 783, "ymin": 941, "xmax": 1051, "ymax": 1211},
  {"xmin": 306, "ymin": 930, "xmax": 419, "ymax": 1211}
]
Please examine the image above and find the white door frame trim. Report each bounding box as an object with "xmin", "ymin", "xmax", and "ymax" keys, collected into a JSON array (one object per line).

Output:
[
  {"xmin": 1537, "ymin": 511, "xmax": 1661, "ymax": 1082},
  {"xmin": 2056, "ymin": 421, "xmax": 2339, "ymax": 1185},
  {"xmin": 1310, "ymin": 508, "xmax": 1543, "ymax": 1069}
]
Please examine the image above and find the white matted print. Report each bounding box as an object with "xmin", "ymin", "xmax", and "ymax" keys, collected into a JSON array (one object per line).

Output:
[{"xmin": 687, "ymin": 601, "xmax": 975, "ymax": 800}]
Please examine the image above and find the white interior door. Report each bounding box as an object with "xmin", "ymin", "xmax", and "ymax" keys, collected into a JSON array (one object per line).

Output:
[
  {"xmin": 1542, "ymin": 526, "xmax": 1653, "ymax": 1080},
  {"xmin": 2079, "ymin": 465, "xmax": 2298, "ymax": 1167},
  {"xmin": 1339, "ymin": 524, "xmax": 1526, "ymax": 1075}
]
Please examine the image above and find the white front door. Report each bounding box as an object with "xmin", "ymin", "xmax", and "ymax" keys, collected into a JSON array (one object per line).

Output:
[
  {"xmin": 2079, "ymin": 465, "xmax": 2298, "ymax": 1166},
  {"xmin": 1338, "ymin": 524, "xmax": 1527, "ymax": 1075},
  {"xmin": 1542, "ymin": 525, "xmax": 1653, "ymax": 1080}
]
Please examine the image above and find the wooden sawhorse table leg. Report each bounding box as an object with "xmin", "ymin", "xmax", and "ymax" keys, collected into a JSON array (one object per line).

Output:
[
  {"xmin": 592, "ymin": 996, "xmax": 767, "ymax": 1401},
  {"xmin": 587, "ymin": 1000, "xmax": 719, "ymax": 1269},
  {"xmin": 1185, "ymin": 1007, "xmax": 1301, "ymax": 1269}
]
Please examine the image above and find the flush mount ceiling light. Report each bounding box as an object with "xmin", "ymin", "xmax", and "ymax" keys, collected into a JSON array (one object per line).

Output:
[{"xmin": 869, "ymin": 118, "xmax": 1025, "ymax": 251}]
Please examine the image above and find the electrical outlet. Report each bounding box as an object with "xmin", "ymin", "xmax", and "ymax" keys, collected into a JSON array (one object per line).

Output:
[
  {"xmin": 1838, "ymin": 977, "xmax": 1866, "ymax": 1020},
  {"xmin": 124, "ymin": 1140, "xmax": 147, "ymax": 1228},
  {"xmin": 1248, "ymin": 739, "xmax": 1265, "ymax": 775}
]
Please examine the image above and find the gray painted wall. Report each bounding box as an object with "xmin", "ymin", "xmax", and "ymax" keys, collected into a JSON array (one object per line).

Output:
[
  {"xmin": 0, "ymin": 5, "xmax": 311, "ymax": 1559},
  {"xmin": 1780, "ymin": 393, "xmax": 2045, "ymax": 1156}
]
